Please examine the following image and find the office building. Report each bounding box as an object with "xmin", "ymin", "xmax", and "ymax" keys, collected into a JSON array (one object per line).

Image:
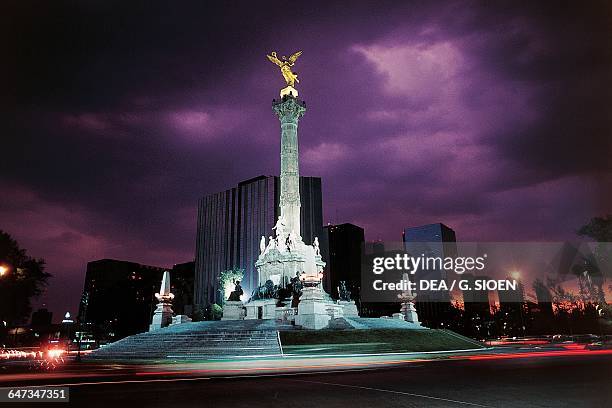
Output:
[
  {"xmin": 322, "ymin": 223, "xmax": 364, "ymax": 299},
  {"xmin": 171, "ymin": 261, "xmax": 195, "ymax": 316},
  {"xmin": 79, "ymin": 259, "xmax": 194, "ymax": 339},
  {"xmin": 403, "ymin": 223, "xmax": 457, "ymax": 327},
  {"xmin": 194, "ymin": 175, "xmax": 323, "ymax": 308}
]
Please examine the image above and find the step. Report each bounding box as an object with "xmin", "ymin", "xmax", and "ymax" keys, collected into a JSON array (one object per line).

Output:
[{"xmin": 87, "ymin": 328, "xmax": 282, "ymax": 361}]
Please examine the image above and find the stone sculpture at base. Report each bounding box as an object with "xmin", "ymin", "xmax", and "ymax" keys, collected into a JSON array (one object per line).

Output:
[
  {"xmin": 149, "ymin": 271, "xmax": 174, "ymax": 331},
  {"xmin": 222, "ymin": 281, "xmax": 246, "ymax": 320},
  {"xmin": 398, "ymin": 272, "xmax": 421, "ymax": 326},
  {"xmin": 337, "ymin": 281, "xmax": 359, "ymax": 317}
]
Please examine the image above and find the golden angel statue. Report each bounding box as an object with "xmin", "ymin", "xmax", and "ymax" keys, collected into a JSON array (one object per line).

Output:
[{"xmin": 267, "ymin": 51, "xmax": 302, "ymax": 87}]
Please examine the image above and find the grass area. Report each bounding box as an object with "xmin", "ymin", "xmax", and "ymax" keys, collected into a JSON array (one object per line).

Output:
[{"xmin": 280, "ymin": 329, "xmax": 483, "ymax": 355}]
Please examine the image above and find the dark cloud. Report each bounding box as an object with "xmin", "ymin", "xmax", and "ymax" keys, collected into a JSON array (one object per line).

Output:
[{"xmin": 1, "ymin": 1, "xmax": 610, "ymax": 318}]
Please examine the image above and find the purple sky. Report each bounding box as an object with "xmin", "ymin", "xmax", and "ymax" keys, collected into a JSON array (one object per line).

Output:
[{"xmin": 2, "ymin": 1, "xmax": 611, "ymax": 319}]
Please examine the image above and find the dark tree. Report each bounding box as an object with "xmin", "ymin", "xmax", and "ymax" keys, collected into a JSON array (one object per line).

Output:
[
  {"xmin": 0, "ymin": 230, "xmax": 51, "ymax": 326},
  {"xmin": 578, "ymin": 215, "xmax": 612, "ymax": 242},
  {"xmin": 577, "ymin": 215, "xmax": 612, "ymax": 303}
]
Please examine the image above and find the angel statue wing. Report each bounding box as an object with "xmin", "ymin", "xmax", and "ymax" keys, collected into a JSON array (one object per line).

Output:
[
  {"xmin": 288, "ymin": 50, "xmax": 302, "ymax": 64},
  {"xmin": 267, "ymin": 52, "xmax": 283, "ymax": 67}
]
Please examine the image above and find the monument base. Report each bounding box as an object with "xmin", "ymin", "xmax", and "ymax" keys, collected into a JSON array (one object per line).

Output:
[
  {"xmin": 401, "ymin": 301, "xmax": 421, "ymax": 326},
  {"xmin": 339, "ymin": 300, "xmax": 359, "ymax": 317},
  {"xmin": 149, "ymin": 302, "xmax": 173, "ymax": 331},
  {"xmin": 244, "ymin": 299, "xmax": 277, "ymax": 320},
  {"xmin": 171, "ymin": 315, "xmax": 192, "ymax": 325},
  {"xmin": 221, "ymin": 301, "xmax": 246, "ymax": 320},
  {"xmin": 295, "ymin": 287, "xmax": 331, "ymax": 329}
]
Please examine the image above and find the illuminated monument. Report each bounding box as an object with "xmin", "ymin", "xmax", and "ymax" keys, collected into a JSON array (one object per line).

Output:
[
  {"xmin": 149, "ymin": 271, "xmax": 174, "ymax": 331},
  {"xmin": 86, "ymin": 53, "xmax": 435, "ymax": 361},
  {"xmin": 223, "ymin": 51, "xmax": 350, "ymax": 329}
]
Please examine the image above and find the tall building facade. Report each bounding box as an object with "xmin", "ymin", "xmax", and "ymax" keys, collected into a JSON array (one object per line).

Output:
[
  {"xmin": 79, "ymin": 259, "xmax": 165, "ymax": 339},
  {"xmin": 360, "ymin": 242, "xmax": 405, "ymax": 318},
  {"xmin": 497, "ymin": 278, "xmax": 526, "ymax": 336},
  {"xmin": 462, "ymin": 273, "xmax": 492, "ymax": 338},
  {"xmin": 403, "ymin": 223, "xmax": 457, "ymax": 259},
  {"xmin": 171, "ymin": 261, "xmax": 196, "ymax": 316},
  {"xmin": 403, "ymin": 223, "xmax": 457, "ymax": 327},
  {"xmin": 79, "ymin": 259, "xmax": 194, "ymax": 339},
  {"xmin": 322, "ymin": 223, "xmax": 364, "ymax": 300},
  {"xmin": 194, "ymin": 175, "xmax": 323, "ymax": 308},
  {"xmin": 403, "ymin": 223, "xmax": 457, "ymax": 288}
]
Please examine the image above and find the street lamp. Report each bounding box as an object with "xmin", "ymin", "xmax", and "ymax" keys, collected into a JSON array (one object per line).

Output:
[{"xmin": 0, "ymin": 265, "xmax": 8, "ymax": 277}]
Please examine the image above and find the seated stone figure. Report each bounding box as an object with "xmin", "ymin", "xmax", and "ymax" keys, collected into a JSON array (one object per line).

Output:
[{"xmin": 228, "ymin": 280, "xmax": 243, "ymax": 301}]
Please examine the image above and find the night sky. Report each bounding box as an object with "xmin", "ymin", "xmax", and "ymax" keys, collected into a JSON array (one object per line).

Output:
[{"xmin": 2, "ymin": 1, "xmax": 611, "ymax": 319}]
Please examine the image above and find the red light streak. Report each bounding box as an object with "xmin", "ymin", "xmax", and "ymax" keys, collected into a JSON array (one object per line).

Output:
[{"xmin": 462, "ymin": 349, "xmax": 612, "ymax": 361}]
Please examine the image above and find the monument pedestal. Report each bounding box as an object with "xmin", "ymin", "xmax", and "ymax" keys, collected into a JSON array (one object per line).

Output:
[
  {"xmin": 149, "ymin": 301, "xmax": 173, "ymax": 331},
  {"xmin": 401, "ymin": 301, "xmax": 421, "ymax": 325},
  {"xmin": 339, "ymin": 300, "xmax": 359, "ymax": 317},
  {"xmin": 244, "ymin": 299, "xmax": 277, "ymax": 320},
  {"xmin": 149, "ymin": 271, "xmax": 174, "ymax": 331},
  {"xmin": 222, "ymin": 301, "xmax": 246, "ymax": 320},
  {"xmin": 295, "ymin": 287, "xmax": 331, "ymax": 329},
  {"xmin": 171, "ymin": 315, "xmax": 192, "ymax": 325}
]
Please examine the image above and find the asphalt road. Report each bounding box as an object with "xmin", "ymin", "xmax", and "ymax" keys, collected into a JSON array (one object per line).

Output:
[{"xmin": 36, "ymin": 354, "xmax": 612, "ymax": 408}]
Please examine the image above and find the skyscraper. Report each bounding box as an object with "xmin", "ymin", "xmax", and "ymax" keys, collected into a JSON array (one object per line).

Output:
[
  {"xmin": 78, "ymin": 259, "xmax": 194, "ymax": 339},
  {"xmin": 403, "ymin": 223, "xmax": 457, "ymax": 327},
  {"xmin": 462, "ymin": 273, "xmax": 492, "ymax": 338},
  {"xmin": 322, "ymin": 223, "xmax": 364, "ymax": 300},
  {"xmin": 79, "ymin": 259, "xmax": 165, "ymax": 339},
  {"xmin": 403, "ymin": 223, "xmax": 457, "ymax": 259},
  {"xmin": 497, "ymin": 277, "xmax": 526, "ymax": 336},
  {"xmin": 171, "ymin": 261, "xmax": 195, "ymax": 316},
  {"xmin": 194, "ymin": 175, "xmax": 323, "ymax": 308}
]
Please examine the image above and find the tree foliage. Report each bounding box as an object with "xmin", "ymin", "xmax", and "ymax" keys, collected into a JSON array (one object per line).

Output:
[
  {"xmin": 219, "ymin": 268, "xmax": 244, "ymax": 288},
  {"xmin": 0, "ymin": 230, "xmax": 51, "ymax": 326},
  {"xmin": 218, "ymin": 268, "xmax": 244, "ymax": 304},
  {"xmin": 577, "ymin": 215, "xmax": 611, "ymax": 301},
  {"xmin": 578, "ymin": 215, "xmax": 612, "ymax": 242},
  {"xmin": 210, "ymin": 303, "xmax": 223, "ymax": 320},
  {"xmin": 191, "ymin": 304, "xmax": 223, "ymax": 321}
]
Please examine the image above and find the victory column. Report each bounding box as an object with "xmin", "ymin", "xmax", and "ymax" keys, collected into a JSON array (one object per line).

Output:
[{"xmin": 222, "ymin": 51, "xmax": 356, "ymax": 329}]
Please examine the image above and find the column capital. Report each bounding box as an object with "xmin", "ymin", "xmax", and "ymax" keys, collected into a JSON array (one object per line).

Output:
[{"xmin": 273, "ymin": 95, "xmax": 306, "ymax": 122}]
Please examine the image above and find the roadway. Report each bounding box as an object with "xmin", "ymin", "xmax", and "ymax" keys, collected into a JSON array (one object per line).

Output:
[{"xmin": 1, "ymin": 346, "xmax": 611, "ymax": 407}]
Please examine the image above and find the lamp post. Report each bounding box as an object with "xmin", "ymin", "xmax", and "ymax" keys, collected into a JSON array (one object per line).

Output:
[{"xmin": 0, "ymin": 265, "xmax": 9, "ymax": 343}]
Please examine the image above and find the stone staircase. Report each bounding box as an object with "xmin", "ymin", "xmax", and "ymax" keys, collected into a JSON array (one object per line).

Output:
[
  {"xmin": 342, "ymin": 317, "xmax": 427, "ymax": 330},
  {"xmin": 87, "ymin": 321, "xmax": 287, "ymax": 361},
  {"xmin": 439, "ymin": 329, "xmax": 485, "ymax": 348}
]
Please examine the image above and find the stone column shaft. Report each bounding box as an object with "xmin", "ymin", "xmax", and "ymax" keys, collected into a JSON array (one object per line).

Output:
[{"xmin": 273, "ymin": 96, "xmax": 306, "ymax": 238}]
